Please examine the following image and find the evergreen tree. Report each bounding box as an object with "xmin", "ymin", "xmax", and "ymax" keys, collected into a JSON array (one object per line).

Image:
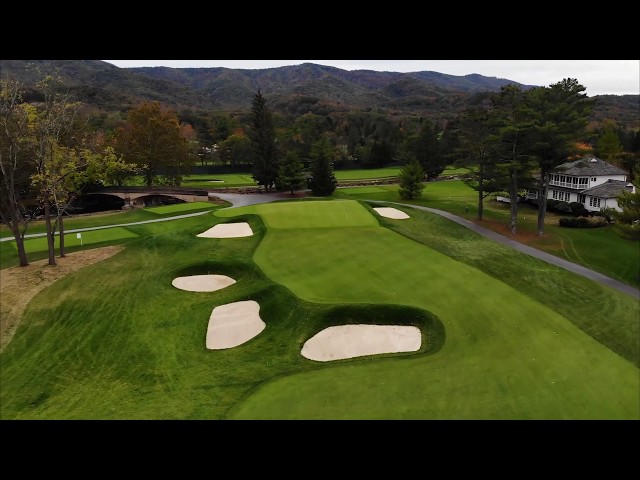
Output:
[
  {"xmin": 610, "ymin": 177, "xmax": 640, "ymax": 241},
  {"xmin": 410, "ymin": 120, "xmax": 446, "ymax": 179},
  {"xmin": 248, "ymin": 90, "xmax": 278, "ymax": 192},
  {"xmin": 309, "ymin": 138, "xmax": 337, "ymax": 196},
  {"xmin": 597, "ymin": 128, "xmax": 623, "ymax": 161},
  {"xmin": 398, "ymin": 160, "xmax": 425, "ymax": 200},
  {"xmin": 278, "ymin": 150, "xmax": 305, "ymax": 194}
]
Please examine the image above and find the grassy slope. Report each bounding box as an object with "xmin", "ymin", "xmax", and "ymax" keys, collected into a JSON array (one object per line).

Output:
[
  {"xmin": 227, "ymin": 201, "xmax": 638, "ymax": 419},
  {"xmin": 1, "ymin": 199, "xmax": 637, "ymax": 419},
  {"xmin": 334, "ymin": 181, "xmax": 640, "ymax": 288}
]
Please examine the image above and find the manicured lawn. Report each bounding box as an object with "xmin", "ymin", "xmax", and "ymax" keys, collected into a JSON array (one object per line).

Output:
[
  {"xmin": 9, "ymin": 227, "xmax": 139, "ymax": 253},
  {"xmin": 334, "ymin": 181, "xmax": 640, "ymax": 288},
  {"xmin": 1, "ymin": 199, "xmax": 637, "ymax": 419},
  {"xmin": 145, "ymin": 202, "xmax": 217, "ymax": 215},
  {"xmin": 181, "ymin": 173, "xmax": 256, "ymax": 188},
  {"xmin": 334, "ymin": 167, "xmax": 401, "ymax": 180}
]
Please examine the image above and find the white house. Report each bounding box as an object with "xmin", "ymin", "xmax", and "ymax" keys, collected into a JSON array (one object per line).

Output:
[{"xmin": 544, "ymin": 155, "xmax": 634, "ymax": 212}]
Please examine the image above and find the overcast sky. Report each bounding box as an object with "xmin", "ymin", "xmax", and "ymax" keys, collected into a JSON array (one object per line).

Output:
[{"xmin": 104, "ymin": 60, "xmax": 639, "ymax": 96}]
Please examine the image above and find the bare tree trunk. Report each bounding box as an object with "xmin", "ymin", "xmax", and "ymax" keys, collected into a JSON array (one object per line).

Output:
[
  {"xmin": 8, "ymin": 220, "xmax": 29, "ymax": 266},
  {"xmin": 477, "ymin": 166, "xmax": 484, "ymax": 221},
  {"xmin": 509, "ymin": 171, "xmax": 518, "ymax": 235},
  {"xmin": 537, "ymin": 169, "xmax": 549, "ymax": 237},
  {"xmin": 44, "ymin": 201, "xmax": 56, "ymax": 266},
  {"xmin": 58, "ymin": 210, "xmax": 66, "ymax": 257}
]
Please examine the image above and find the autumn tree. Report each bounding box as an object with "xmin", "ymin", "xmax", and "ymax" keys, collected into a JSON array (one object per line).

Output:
[
  {"xmin": 309, "ymin": 137, "xmax": 337, "ymax": 196},
  {"xmin": 277, "ymin": 150, "xmax": 305, "ymax": 195},
  {"xmin": 527, "ymin": 79, "xmax": 593, "ymax": 236},
  {"xmin": 115, "ymin": 101, "xmax": 192, "ymax": 187},
  {"xmin": 398, "ymin": 159, "xmax": 425, "ymax": 200},
  {"xmin": 248, "ymin": 91, "xmax": 278, "ymax": 191},
  {"xmin": 0, "ymin": 78, "xmax": 37, "ymax": 266}
]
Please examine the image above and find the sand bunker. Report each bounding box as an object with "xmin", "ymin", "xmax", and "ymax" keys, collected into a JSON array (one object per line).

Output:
[
  {"xmin": 208, "ymin": 180, "xmax": 225, "ymax": 183},
  {"xmin": 206, "ymin": 300, "xmax": 265, "ymax": 349},
  {"xmin": 197, "ymin": 222, "xmax": 253, "ymax": 238},
  {"xmin": 301, "ymin": 324, "xmax": 421, "ymax": 361},
  {"xmin": 373, "ymin": 207, "xmax": 410, "ymax": 219},
  {"xmin": 172, "ymin": 274, "xmax": 236, "ymax": 292}
]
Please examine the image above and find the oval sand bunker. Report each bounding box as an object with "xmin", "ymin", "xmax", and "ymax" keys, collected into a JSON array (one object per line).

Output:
[
  {"xmin": 197, "ymin": 222, "xmax": 253, "ymax": 238},
  {"xmin": 302, "ymin": 324, "xmax": 421, "ymax": 361},
  {"xmin": 373, "ymin": 207, "xmax": 410, "ymax": 219},
  {"xmin": 172, "ymin": 274, "xmax": 236, "ymax": 292},
  {"xmin": 206, "ymin": 300, "xmax": 266, "ymax": 349}
]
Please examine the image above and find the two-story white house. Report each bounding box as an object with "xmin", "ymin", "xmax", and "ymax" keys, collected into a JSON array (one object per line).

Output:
[{"xmin": 545, "ymin": 155, "xmax": 634, "ymax": 212}]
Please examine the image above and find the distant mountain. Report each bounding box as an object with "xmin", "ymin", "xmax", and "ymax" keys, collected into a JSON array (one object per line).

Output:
[{"xmin": 1, "ymin": 60, "xmax": 637, "ymax": 128}]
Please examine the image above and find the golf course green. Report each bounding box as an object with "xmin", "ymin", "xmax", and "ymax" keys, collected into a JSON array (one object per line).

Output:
[{"xmin": 1, "ymin": 199, "xmax": 637, "ymax": 419}]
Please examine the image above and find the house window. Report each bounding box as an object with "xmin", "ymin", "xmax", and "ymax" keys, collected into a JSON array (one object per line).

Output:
[
  {"xmin": 579, "ymin": 177, "xmax": 588, "ymax": 186},
  {"xmin": 591, "ymin": 177, "xmax": 596, "ymax": 182},
  {"xmin": 579, "ymin": 194, "xmax": 586, "ymax": 203},
  {"xmin": 564, "ymin": 192, "xmax": 571, "ymax": 202},
  {"xmin": 589, "ymin": 197, "xmax": 601, "ymax": 208},
  {"xmin": 552, "ymin": 190, "xmax": 558, "ymax": 200},
  {"xmin": 571, "ymin": 177, "xmax": 578, "ymax": 188}
]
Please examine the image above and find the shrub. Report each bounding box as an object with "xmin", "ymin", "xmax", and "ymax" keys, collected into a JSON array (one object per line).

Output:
[
  {"xmin": 546, "ymin": 199, "xmax": 559, "ymax": 211},
  {"xmin": 559, "ymin": 216, "xmax": 608, "ymax": 228},
  {"xmin": 555, "ymin": 201, "xmax": 572, "ymax": 214},
  {"xmin": 597, "ymin": 207, "xmax": 616, "ymax": 223},
  {"xmin": 569, "ymin": 202, "xmax": 590, "ymax": 217}
]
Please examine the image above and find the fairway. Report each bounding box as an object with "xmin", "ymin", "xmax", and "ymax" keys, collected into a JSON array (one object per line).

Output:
[
  {"xmin": 216, "ymin": 199, "xmax": 378, "ymax": 229},
  {"xmin": 1, "ymin": 199, "xmax": 637, "ymax": 419},
  {"xmin": 229, "ymin": 200, "xmax": 639, "ymax": 419},
  {"xmin": 145, "ymin": 202, "xmax": 216, "ymax": 215}
]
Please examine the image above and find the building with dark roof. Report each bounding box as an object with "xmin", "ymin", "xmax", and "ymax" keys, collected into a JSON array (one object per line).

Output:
[{"xmin": 541, "ymin": 155, "xmax": 634, "ymax": 212}]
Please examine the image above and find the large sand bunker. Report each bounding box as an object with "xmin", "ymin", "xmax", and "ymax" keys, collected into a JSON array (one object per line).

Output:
[
  {"xmin": 302, "ymin": 324, "xmax": 421, "ymax": 361},
  {"xmin": 373, "ymin": 207, "xmax": 410, "ymax": 220},
  {"xmin": 197, "ymin": 222, "xmax": 253, "ymax": 238},
  {"xmin": 206, "ymin": 300, "xmax": 265, "ymax": 349},
  {"xmin": 172, "ymin": 274, "xmax": 236, "ymax": 292}
]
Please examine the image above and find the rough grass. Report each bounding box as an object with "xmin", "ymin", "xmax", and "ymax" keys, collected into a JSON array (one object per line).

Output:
[{"xmin": 1, "ymin": 199, "xmax": 637, "ymax": 419}]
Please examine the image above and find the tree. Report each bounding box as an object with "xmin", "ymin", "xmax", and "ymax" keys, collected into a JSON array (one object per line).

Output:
[
  {"xmin": 218, "ymin": 133, "xmax": 253, "ymax": 167},
  {"xmin": 277, "ymin": 150, "xmax": 305, "ymax": 194},
  {"xmin": 454, "ymin": 105, "xmax": 506, "ymax": 221},
  {"xmin": 596, "ymin": 128, "xmax": 623, "ymax": 161},
  {"xmin": 115, "ymin": 101, "xmax": 191, "ymax": 187},
  {"xmin": 398, "ymin": 160, "xmax": 425, "ymax": 200},
  {"xmin": 409, "ymin": 120, "xmax": 446, "ymax": 179},
  {"xmin": 32, "ymin": 73, "xmax": 78, "ymax": 266},
  {"xmin": 0, "ymin": 78, "xmax": 37, "ymax": 266},
  {"xmin": 309, "ymin": 137, "xmax": 337, "ymax": 196},
  {"xmin": 527, "ymin": 79, "xmax": 593, "ymax": 236},
  {"xmin": 609, "ymin": 178, "xmax": 640, "ymax": 240},
  {"xmin": 248, "ymin": 91, "xmax": 278, "ymax": 192},
  {"xmin": 489, "ymin": 85, "xmax": 537, "ymax": 235}
]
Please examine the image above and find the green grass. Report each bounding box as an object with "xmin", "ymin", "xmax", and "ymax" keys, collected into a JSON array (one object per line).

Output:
[
  {"xmin": 334, "ymin": 167, "xmax": 402, "ymax": 181},
  {"xmin": 216, "ymin": 199, "xmax": 378, "ymax": 229},
  {"xmin": 334, "ymin": 180, "xmax": 640, "ymax": 288},
  {"xmin": 9, "ymin": 227, "xmax": 139, "ymax": 253},
  {"xmin": 181, "ymin": 173, "xmax": 257, "ymax": 188},
  {"xmin": 145, "ymin": 202, "xmax": 217, "ymax": 215},
  {"xmin": 1, "ymin": 199, "xmax": 637, "ymax": 419}
]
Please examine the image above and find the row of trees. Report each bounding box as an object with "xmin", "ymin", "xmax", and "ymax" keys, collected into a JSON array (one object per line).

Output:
[
  {"xmin": 452, "ymin": 79, "xmax": 595, "ymax": 236},
  {"xmin": 0, "ymin": 76, "xmax": 137, "ymax": 267},
  {"xmin": 249, "ymin": 91, "xmax": 336, "ymax": 196}
]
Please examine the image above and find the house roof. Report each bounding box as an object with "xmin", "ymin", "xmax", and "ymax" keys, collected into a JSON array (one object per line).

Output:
[
  {"xmin": 554, "ymin": 155, "xmax": 627, "ymax": 176},
  {"xmin": 581, "ymin": 179, "xmax": 633, "ymax": 198}
]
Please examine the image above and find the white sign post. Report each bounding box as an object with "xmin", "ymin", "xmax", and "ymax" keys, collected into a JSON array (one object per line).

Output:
[{"xmin": 76, "ymin": 232, "xmax": 83, "ymax": 246}]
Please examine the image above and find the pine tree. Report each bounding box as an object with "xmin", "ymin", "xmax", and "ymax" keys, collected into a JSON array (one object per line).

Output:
[
  {"xmin": 278, "ymin": 151, "xmax": 305, "ymax": 194},
  {"xmin": 248, "ymin": 90, "xmax": 278, "ymax": 192},
  {"xmin": 310, "ymin": 138, "xmax": 337, "ymax": 196},
  {"xmin": 398, "ymin": 160, "xmax": 425, "ymax": 199},
  {"xmin": 597, "ymin": 128, "xmax": 623, "ymax": 161}
]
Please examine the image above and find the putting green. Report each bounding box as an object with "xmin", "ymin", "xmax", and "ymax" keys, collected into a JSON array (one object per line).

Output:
[
  {"xmin": 217, "ymin": 199, "xmax": 378, "ymax": 230},
  {"xmin": 225, "ymin": 200, "xmax": 639, "ymax": 419}
]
